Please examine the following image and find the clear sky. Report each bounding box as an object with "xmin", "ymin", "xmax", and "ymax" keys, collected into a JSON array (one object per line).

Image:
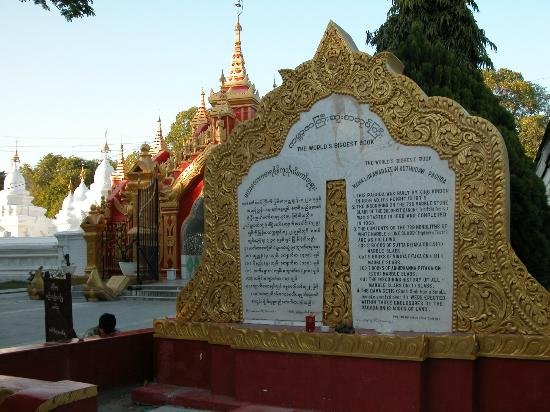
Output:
[{"xmin": 1, "ymin": 1, "xmax": 549, "ymax": 173}]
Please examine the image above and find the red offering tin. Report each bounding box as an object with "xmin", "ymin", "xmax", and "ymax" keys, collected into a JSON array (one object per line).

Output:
[{"xmin": 305, "ymin": 314, "xmax": 315, "ymax": 332}]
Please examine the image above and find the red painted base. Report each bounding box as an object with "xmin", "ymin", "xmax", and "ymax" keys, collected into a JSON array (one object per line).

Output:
[
  {"xmin": 0, "ymin": 329, "xmax": 154, "ymax": 390},
  {"xmin": 152, "ymin": 337, "xmax": 550, "ymax": 412},
  {"xmin": 0, "ymin": 375, "xmax": 97, "ymax": 412}
]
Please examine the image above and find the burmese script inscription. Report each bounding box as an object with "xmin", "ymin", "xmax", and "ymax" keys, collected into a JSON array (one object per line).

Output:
[
  {"xmin": 238, "ymin": 94, "xmax": 455, "ymax": 331},
  {"xmin": 238, "ymin": 159, "xmax": 325, "ymax": 322}
]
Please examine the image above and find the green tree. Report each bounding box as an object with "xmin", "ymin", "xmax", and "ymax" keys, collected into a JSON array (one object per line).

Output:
[
  {"xmin": 20, "ymin": 0, "xmax": 94, "ymax": 21},
  {"xmin": 367, "ymin": 0, "xmax": 550, "ymax": 287},
  {"xmin": 21, "ymin": 154, "xmax": 98, "ymax": 217},
  {"xmin": 122, "ymin": 150, "xmax": 140, "ymax": 172},
  {"xmin": 367, "ymin": 0, "xmax": 496, "ymax": 69},
  {"xmin": 165, "ymin": 107, "xmax": 198, "ymax": 155},
  {"xmin": 483, "ymin": 68, "xmax": 550, "ymax": 160}
]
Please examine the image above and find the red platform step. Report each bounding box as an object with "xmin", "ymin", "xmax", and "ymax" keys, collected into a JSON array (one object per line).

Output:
[{"xmin": 0, "ymin": 374, "xmax": 97, "ymax": 412}]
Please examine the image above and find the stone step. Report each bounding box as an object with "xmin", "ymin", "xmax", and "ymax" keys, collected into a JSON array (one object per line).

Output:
[
  {"xmin": 128, "ymin": 284, "xmax": 184, "ymax": 291},
  {"xmin": 68, "ymin": 281, "xmax": 188, "ymax": 301},
  {"xmin": 122, "ymin": 288, "xmax": 180, "ymax": 297},
  {"xmin": 120, "ymin": 284, "xmax": 181, "ymax": 301},
  {"xmin": 118, "ymin": 295, "xmax": 177, "ymax": 301}
]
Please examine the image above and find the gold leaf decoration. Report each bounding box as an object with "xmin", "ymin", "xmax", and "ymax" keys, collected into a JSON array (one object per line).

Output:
[
  {"xmin": 155, "ymin": 320, "xmax": 550, "ymax": 361},
  {"xmin": 323, "ymin": 180, "xmax": 352, "ymax": 326},
  {"xmin": 172, "ymin": 21, "xmax": 550, "ymax": 341}
]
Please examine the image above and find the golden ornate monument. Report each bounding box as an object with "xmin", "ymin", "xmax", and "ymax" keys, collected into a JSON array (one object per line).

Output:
[{"xmin": 154, "ymin": 22, "xmax": 550, "ymax": 361}]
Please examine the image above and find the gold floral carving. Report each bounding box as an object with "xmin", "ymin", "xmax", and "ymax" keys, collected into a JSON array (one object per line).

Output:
[
  {"xmin": 428, "ymin": 334, "xmax": 478, "ymax": 360},
  {"xmin": 160, "ymin": 208, "xmax": 178, "ymax": 270},
  {"xmin": 478, "ymin": 334, "xmax": 550, "ymax": 360},
  {"xmin": 175, "ymin": 21, "xmax": 550, "ymax": 339},
  {"xmin": 169, "ymin": 144, "xmax": 214, "ymax": 202},
  {"xmin": 155, "ymin": 319, "xmax": 427, "ymax": 361},
  {"xmin": 155, "ymin": 319, "xmax": 550, "ymax": 361},
  {"xmin": 323, "ymin": 180, "xmax": 352, "ymax": 327},
  {"xmin": 158, "ymin": 319, "xmax": 550, "ymax": 361}
]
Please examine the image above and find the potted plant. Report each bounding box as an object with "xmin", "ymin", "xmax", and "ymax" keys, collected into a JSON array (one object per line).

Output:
[{"xmin": 117, "ymin": 237, "xmax": 137, "ymax": 276}]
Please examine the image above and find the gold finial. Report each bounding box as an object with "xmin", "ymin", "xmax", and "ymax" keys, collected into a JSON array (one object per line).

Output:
[
  {"xmin": 273, "ymin": 76, "xmax": 277, "ymax": 89},
  {"xmin": 79, "ymin": 164, "xmax": 85, "ymax": 182},
  {"xmin": 219, "ymin": 70, "xmax": 226, "ymax": 86},
  {"xmin": 68, "ymin": 178, "xmax": 73, "ymax": 193},
  {"xmin": 140, "ymin": 143, "xmax": 151, "ymax": 154},
  {"xmin": 113, "ymin": 143, "xmax": 126, "ymax": 180},
  {"xmin": 235, "ymin": 0, "xmax": 243, "ymax": 23},
  {"xmin": 12, "ymin": 140, "xmax": 20, "ymax": 164},
  {"xmin": 102, "ymin": 129, "xmax": 110, "ymax": 156},
  {"xmin": 226, "ymin": 1, "xmax": 248, "ymax": 87},
  {"xmin": 201, "ymin": 88, "xmax": 206, "ymax": 108}
]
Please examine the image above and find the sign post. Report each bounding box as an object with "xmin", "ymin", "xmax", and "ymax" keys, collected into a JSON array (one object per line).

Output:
[{"xmin": 44, "ymin": 270, "xmax": 76, "ymax": 342}]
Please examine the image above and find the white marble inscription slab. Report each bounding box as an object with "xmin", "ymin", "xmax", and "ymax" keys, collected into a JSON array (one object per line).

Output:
[
  {"xmin": 347, "ymin": 146, "xmax": 455, "ymax": 332},
  {"xmin": 238, "ymin": 94, "xmax": 455, "ymax": 331},
  {"xmin": 238, "ymin": 157, "xmax": 325, "ymax": 323}
]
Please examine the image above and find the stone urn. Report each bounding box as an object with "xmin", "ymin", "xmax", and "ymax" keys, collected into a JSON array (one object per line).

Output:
[{"xmin": 118, "ymin": 261, "xmax": 137, "ymax": 276}]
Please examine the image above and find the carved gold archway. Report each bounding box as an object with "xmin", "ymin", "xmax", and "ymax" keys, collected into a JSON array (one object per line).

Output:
[{"xmin": 171, "ymin": 21, "xmax": 550, "ymax": 338}]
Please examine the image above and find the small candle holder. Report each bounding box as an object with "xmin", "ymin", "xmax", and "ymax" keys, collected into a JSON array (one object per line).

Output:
[{"xmin": 305, "ymin": 314, "xmax": 315, "ymax": 332}]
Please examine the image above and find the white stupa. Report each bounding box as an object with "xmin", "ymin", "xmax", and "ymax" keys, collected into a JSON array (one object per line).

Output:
[
  {"xmin": 53, "ymin": 165, "xmax": 89, "ymax": 231},
  {"xmin": 53, "ymin": 179, "xmax": 81, "ymax": 232},
  {"xmin": 52, "ymin": 143, "xmax": 114, "ymax": 275},
  {"xmin": 73, "ymin": 164, "xmax": 89, "ymax": 204},
  {"xmin": 79, "ymin": 141, "xmax": 115, "ymax": 213},
  {"xmin": 53, "ymin": 143, "xmax": 115, "ymax": 232},
  {"xmin": 0, "ymin": 150, "xmax": 56, "ymax": 237}
]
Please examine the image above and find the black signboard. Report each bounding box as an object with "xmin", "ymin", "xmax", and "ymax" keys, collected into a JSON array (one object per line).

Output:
[{"xmin": 44, "ymin": 270, "xmax": 76, "ymax": 342}]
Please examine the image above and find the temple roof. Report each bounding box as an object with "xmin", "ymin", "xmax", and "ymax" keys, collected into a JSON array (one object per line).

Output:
[
  {"xmin": 191, "ymin": 90, "xmax": 210, "ymax": 133},
  {"xmin": 151, "ymin": 117, "xmax": 167, "ymax": 156},
  {"xmin": 112, "ymin": 143, "xmax": 126, "ymax": 182},
  {"xmin": 209, "ymin": 16, "xmax": 259, "ymax": 110}
]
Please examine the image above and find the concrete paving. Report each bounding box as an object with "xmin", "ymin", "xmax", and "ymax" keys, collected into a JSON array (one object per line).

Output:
[
  {"xmin": 0, "ymin": 289, "xmax": 212, "ymax": 410},
  {"xmin": 97, "ymin": 386, "xmax": 209, "ymax": 412},
  {"xmin": 0, "ymin": 291, "xmax": 177, "ymax": 349}
]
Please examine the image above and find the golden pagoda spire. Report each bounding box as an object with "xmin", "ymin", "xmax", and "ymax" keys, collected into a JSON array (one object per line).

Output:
[
  {"xmin": 79, "ymin": 164, "xmax": 85, "ymax": 182},
  {"xmin": 226, "ymin": 1, "xmax": 248, "ymax": 87},
  {"xmin": 191, "ymin": 89, "xmax": 210, "ymax": 133},
  {"xmin": 113, "ymin": 143, "xmax": 126, "ymax": 181},
  {"xmin": 102, "ymin": 131, "xmax": 110, "ymax": 160},
  {"xmin": 12, "ymin": 140, "xmax": 20, "ymax": 164},
  {"xmin": 67, "ymin": 178, "xmax": 73, "ymax": 194},
  {"xmin": 208, "ymin": 0, "xmax": 259, "ymax": 117}
]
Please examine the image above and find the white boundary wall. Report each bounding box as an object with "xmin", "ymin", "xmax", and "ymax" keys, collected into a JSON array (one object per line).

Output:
[{"xmin": 0, "ymin": 237, "xmax": 61, "ymax": 282}]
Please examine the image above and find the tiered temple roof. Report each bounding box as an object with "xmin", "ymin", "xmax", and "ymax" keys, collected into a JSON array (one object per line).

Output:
[{"xmin": 150, "ymin": 117, "xmax": 167, "ymax": 157}]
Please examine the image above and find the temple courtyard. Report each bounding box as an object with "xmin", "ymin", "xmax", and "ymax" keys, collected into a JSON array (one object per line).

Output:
[{"xmin": 0, "ymin": 290, "xmax": 175, "ymax": 349}]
